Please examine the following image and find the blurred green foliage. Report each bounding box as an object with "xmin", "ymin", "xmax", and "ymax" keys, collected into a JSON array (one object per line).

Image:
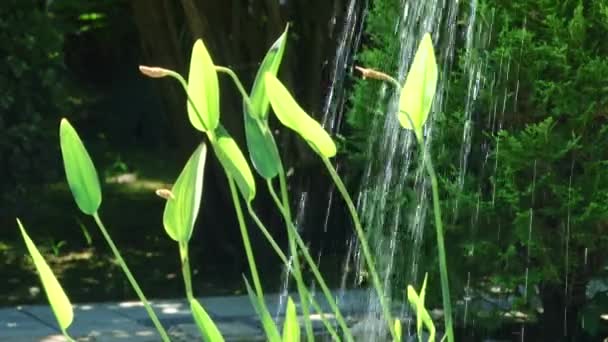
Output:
[
  {"xmin": 447, "ymin": 1, "xmax": 608, "ymax": 337},
  {"xmin": 0, "ymin": 0, "xmax": 71, "ymax": 204},
  {"xmin": 346, "ymin": 0, "xmax": 402, "ymax": 166}
]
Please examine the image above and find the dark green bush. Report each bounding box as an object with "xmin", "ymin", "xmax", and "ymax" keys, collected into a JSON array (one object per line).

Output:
[
  {"xmin": 0, "ymin": 0, "xmax": 72, "ymax": 204},
  {"xmin": 347, "ymin": 0, "xmax": 608, "ymax": 339}
]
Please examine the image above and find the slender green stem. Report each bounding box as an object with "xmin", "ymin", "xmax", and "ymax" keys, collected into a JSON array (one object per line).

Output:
[
  {"xmin": 319, "ymin": 158, "xmax": 396, "ymax": 340},
  {"xmin": 246, "ymin": 204, "xmax": 289, "ymax": 263},
  {"xmin": 399, "ymin": 103, "xmax": 454, "ymax": 342},
  {"xmin": 383, "ymin": 67, "xmax": 453, "ymax": 340},
  {"xmin": 278, "ymin": 165, "xmax": 293, "ymax": 221},
  {"xmin": 247, "ymin": 203, "xmax": 335, "ymax": 342},
  {"xmin": 268, "ymin": 181, "xmax": 354, "ymax": 342},
  {"xmin": 420, "ymin": 144, "xmax": 454, "ymax": 342},
  {"xmin": 215, "ymin": 64, "xmax": 315, "ymax": 340},
  {"xmin": 266, "ymin": 168, "xmax": 313, "ymax": 342},
  {"xmin": 179, "ymin": 242, "xmax": 194, "ymax": 301},
  {"xmin": 61, "ymin": 330, "xmax": 75, "ymax": 342},
  {"xmin": 163, "ymin": 70, "xmax": 215, "ymax": 140},
  {"xmin": 92, "ymin": 213, "xmax": 170, "ymax": 342},
  {"xmin": 215, "ymin": 66, "xmax": 256, "ymax": 115},
  {"xmin": 227, "ymin": 178, "xmax": 265, "ymax": 302}
]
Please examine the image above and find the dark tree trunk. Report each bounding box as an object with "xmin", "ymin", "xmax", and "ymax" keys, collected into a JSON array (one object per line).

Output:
[{"xmin": 131, "ymin": 0, "xmax": 197, "ymax": 154}]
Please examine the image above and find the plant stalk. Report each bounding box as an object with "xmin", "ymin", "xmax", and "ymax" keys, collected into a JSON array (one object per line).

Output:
[
  {"xmin": 227, "ymin": 178, "xmax": 265, "ymax": 302},
  {"xmin": 319, "ymin": 157, "xmax": 396, "ymax": 340},
  {"xmin": 419, "ymin": 140, "xmax": 454, "ymax": 342},
  {"xmin": 268, "ymin": 181, "xmax": 354, "ymax": 342},
  {"xmin": 247, "ymin": 203, "xmax": 339, "ymax": 341},
  {"xmin": 179, "ymin": 242, "xmax": 194, "ymax": 301},
  {"xmin": 272, "ymin": 168, "xmax": 314, "ymax": 342},
  {"xmin": 92, "ymin": 213, "xmax": 170, "ymax": 342},
  {"xmin": 216, "ymin": 65, "xmax": 315, "ymax": 340}
]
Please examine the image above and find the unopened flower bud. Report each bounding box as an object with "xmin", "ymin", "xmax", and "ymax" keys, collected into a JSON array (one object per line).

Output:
[
  {"xmin": 139, "ymin": 65, "xmax": 171, "ymax": 78},
  {"xmin": 155, "ymin": 188, "xmax": 175, "ymax": 200},
  {"xmin": 355, "ymin": 66, "xmax": 393, "ymax": 82}
]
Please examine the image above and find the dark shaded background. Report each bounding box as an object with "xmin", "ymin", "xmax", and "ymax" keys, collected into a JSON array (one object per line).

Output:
[{"xmin": 0, "ymin": 0, "xmax": 363, "ymax": 305}]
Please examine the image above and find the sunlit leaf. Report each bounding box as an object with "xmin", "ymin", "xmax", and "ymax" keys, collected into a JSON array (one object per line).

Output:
[
  {"xmin": 265, "ymin": 73, "xmax": 336, "ymax": 158},
  {"xmin": 190, "ymin": 298, "xmax": 225, "ymax": 342},
  {"xmin": 407, "ymin": 273, "xmax": 435, "ymax": 342},
  {"xmin": 250, "ymin": 25, "xmax": 289, "ymax": 121},
  {"xmin": 243, "ymin": 27, "xmax": 289, "ymax": 179},
  {"xmin": 282, "ymin": 297, "xmax": 300, "ymax": 342},
  {"xmin": 163, "ymin": 144, "xmax": 207, "ymax": 243},
  {"xmin": 59, "ymin": 118, "xmax": 101, "ymax": 215},
  {"xmin": 398, "ymin": 33, "xmax": 438, "ymax": 139},
  {"xmin": 394, "ymin": 318, "xmax": 402, "ymax": 342},
  {"xmin": 188, "ymin": 39, "xmax": 219, "ymax": 132},
  {"xmin": 17, "ymin": 219, "xmax": 73, "ymax": 331},
  {"xmin": 212, "ymin": 125, "xmax": 256, "ymax": 202},
  {"xmin": 243, "ymin": 277, "xmax": 281, "ymax": 342}
]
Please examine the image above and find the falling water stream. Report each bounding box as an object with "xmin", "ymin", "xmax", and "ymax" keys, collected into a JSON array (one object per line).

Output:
[
  {"xmin": 275, "ymin": 0, "xmax": 365, "ymax": 317},
  {"xmin": 274, "ymin": 0, "xmax": 541, "ymax": 339},
  {"xmin": 351, "ymin": 1, "xmax": 465, "ymax": 338}
]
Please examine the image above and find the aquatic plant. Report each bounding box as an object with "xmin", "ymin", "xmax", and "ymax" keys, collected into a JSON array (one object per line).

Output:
[{"xmin": 18, "ymin": 30, "xmax": 447, "ymax": 342}]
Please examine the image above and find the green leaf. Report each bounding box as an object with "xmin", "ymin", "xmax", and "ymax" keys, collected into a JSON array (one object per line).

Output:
[
  {"xmin": 398, "ymin": 33, "xmax": 438, "ymax": 139},
  {"xmin": 282, "ymin": 297, "xmax": 300, "ymax": 342},
  {"xmin": 243, "ymin": 27, "xmax": 289, "ymax": 179},
  {"xmin": 250, "ymin": 25, "xmax": 289, "ymax": 121},
  {"xmin": 394, "ymin": 318, "xmax": 402, "ymax": 342},
  {"xmin": 407, "ymin": 273, "xmax": 435, "ymax": 342},
  {"xmin": 244, "ymin": 113, "xmax": 281, "ymax": 179},
  {"xmin": 188, "ymin": 39, "xmax": 220, "ymax": 132},
  {"xmin": 59, "ymin": 118, "xmax": 101, "ymax": 215},
  {"xmin": 264, "ymin": 73, "xmax": 337, "ymax": 158},
  {"xmin": 243, "ymin": 277, "xmax": 281, "ymax": 342},
  {"xmin": 17, "ymin": 218, "xmax": 73, "ymax": 332},
  {"xmin": 190, "ymin": 298, "xmax": 225, "ymax": 342},
  {"xmin": 163, "ymin": 143, "xmax": 207, "ymax": 243},
  {"xmin": 212, "ymin": 125, "xmax": 256, "ymax": 202}
]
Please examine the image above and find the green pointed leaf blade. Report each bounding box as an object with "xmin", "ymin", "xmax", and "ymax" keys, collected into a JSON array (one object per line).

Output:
[
  {"xmin": 244, "ymin": 114, "xmax": 281, "ymax": 179},
  {"xmin": 398, "ymin": 33, "xmax": 438, "ymax": 137},
  {"xmin": 188, "ymin": 39, "xmax": 220, "ymax": 132},
  {"xmin": 282, "ymin": 297, "xmax": 300, "ymax": 342},
  {"xmin": 242, "ymin": 26, "xmax": 289, "ymax": 179},
  {"xmin": 243, "ymin": 277, "xmax": 281, "ymax": 342},
  {"xmin": 59, "ymin": 118, "xmax": 101, "ymax": 215},
  {"xmin": 407, "ymin": 279, "xmax": 436, "ymax": 342},
  {"xmin": 17, "ymin": 219, "xmax": 73, "ymax": 331},
  {"xmin": 420, "ymin": 273, "xmax": 428, "ymax": 306},
  {"xmin": 190, "ymin": 298, "xmax": 225, "ymax": 342},
  {"xmin": 265, "ymin": 73, "xmax": 336, "ymax": 158},
  {"xmin": 407, "ymin": 285, "xmax": 424, "ymax": 338},
  {"xmin": 394, "ymin": 318, "xmax": 402, "ymax": 342},
  {"xmin": 163, "ymin": 143, "xmax": 207, "ymax": 242},
  {"xmin": 250, "ymin": 25, "xmax": 289, "ymax": 121},
  {"xmin": 212, "ymin": 125, "xmax": 256, "ymax": 201}
]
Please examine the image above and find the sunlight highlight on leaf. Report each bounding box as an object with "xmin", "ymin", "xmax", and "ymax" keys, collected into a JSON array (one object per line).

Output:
[
  {"xmin": 190, "ymin": 298, "xmax": 224, "ymax": 342},
  {"xmin": 163, "ymin": 143, "xmax": 207, "ymax": 243},
  {"xmin": 59, "ymin": 118, "xmax": 101, "ymax": 215},
  {"xmin": 282, "ymin": 297, "xmax": 300, "ymax": 342},
  {"xmin": 265, "ymin": 73, "xmax": 336, "ymax": 158},
  {"xmin": 212, "ymin": 125, "xmax": 256, "ymax": 202},
  {"xmin": 17, "ymin": 219, "xmax": 73, "ymax": 332},
  {"xmin": 188, "ymin": 39, "xmax": 219, "ymax": 132},
  {"xmin": 398, "ymin": 33, "xmax": 438, "ymax": 139}
]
